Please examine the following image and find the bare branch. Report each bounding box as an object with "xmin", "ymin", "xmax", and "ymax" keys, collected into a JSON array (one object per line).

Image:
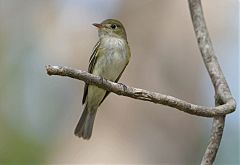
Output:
[
  {"xmin": 201, "ymin": 116, "xmax": 225, "ymax": 165},
  {"xmin": 188, "ymin": 0, "xmax": 236, "ymax": 164},
  {"xmin": 46, "ymin": 65, "xmax": 235, "ymax": 118}
]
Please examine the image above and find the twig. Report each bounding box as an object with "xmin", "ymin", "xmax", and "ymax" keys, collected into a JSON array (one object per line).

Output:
[
  {"xmin": 188, "ymin": 0, "xmax": 236, "ymax": 164},
  {"xmin": 46, "ymin": 65, "xmax": 235, "ymax": 118}
]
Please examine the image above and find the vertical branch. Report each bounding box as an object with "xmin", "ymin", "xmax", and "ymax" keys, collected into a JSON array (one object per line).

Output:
[
  {"xmin": 202, "ymin": 116, "xmax": 225, "ymax": 165},
  {"xmin": 202, "ymin": 95, "xmax": 226, "ymax": 164},
  {"xmin": 201, "ymin": 91, "xmax": 228, "ymax": 165},
  {"xmin": 188, "ymin": 0, "xmax": 235, "ymax": 164}
]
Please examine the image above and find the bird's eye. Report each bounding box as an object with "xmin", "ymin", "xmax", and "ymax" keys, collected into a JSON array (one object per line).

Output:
[{"xmin": 111, "ymin": 24, "xmax": 117, "ymax": 29}]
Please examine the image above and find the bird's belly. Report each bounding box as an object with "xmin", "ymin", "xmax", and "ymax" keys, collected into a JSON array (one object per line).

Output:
[
  {"xmin": 87, "ymin": 50, "xmax": 128, "ymax": 107},
  {"xmin": 93, "ymin": 50, "xmax": 128, "ymax": 81}
]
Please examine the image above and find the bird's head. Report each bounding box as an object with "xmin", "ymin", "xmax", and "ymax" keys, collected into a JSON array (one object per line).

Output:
[{"xmin": 93, "ymin": 19, "xmax": 127, "ymax": 40}]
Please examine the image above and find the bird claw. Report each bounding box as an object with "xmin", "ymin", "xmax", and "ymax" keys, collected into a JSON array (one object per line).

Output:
[
  {"xmin": 118, "ymin": 82, "xmax": 127, "ymax": 92},
  {"xmin": 100, "ymin": 76, "xmax": 104, "ymax": 84}
]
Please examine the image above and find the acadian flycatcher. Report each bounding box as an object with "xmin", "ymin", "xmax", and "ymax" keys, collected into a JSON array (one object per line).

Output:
[{"xmin": 74, "ymin": 19, "xmax": 131, "ymax": 139}]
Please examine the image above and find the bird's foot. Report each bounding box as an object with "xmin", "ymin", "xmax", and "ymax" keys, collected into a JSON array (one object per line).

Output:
[{"xmin": 118, "ymin": 82, "xmax": 127, "ymax": 92}]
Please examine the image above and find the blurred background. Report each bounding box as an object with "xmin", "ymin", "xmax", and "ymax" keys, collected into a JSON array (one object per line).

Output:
[{"xmin": 0, "ymin": 0, "xmax": 239, "ymax": 164}]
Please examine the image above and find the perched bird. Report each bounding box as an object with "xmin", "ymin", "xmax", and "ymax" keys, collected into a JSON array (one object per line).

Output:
[{"xmin": 74, "ymin": 19, "xmax": 131, "ymax": 139}]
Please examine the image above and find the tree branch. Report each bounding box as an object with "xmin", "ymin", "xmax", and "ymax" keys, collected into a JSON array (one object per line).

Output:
[
  {"xmin": 188, "ymin": 0, "xmax": 236, "ymax": 164},
  {"xmin": 46, "ymin": 65, "xmax": 235, "ymax": 118}
]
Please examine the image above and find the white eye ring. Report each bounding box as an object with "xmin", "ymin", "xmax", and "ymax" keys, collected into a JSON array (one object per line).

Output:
[{"xmin": 111, "ymin": 24, "xmax": 117, "ymax": 29}]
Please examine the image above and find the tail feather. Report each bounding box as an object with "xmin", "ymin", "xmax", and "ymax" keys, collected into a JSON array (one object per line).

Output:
[{"xmin": 74, "ymin": 104, "xmax": 97, "ymax": 139}]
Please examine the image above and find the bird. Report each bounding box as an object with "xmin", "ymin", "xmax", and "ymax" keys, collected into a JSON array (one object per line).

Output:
[{"xmin": 74, "ymin": 19, "xmax": 131, "ymax": 139}]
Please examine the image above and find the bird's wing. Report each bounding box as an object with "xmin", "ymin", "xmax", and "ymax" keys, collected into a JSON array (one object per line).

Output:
[
  {"xmin": 98, "ymin": 65, "xmax": 127, "ymax": 105},
  {"xmin": 82, "ymin": 41, "xmax": 100, "ymax": 105}
]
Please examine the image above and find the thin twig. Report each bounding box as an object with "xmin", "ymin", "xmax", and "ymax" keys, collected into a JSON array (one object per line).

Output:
[
  {"xmin": 188, "ymin": 0, "xmax": 236, "ymax": 164},
  {"xmin": 46, "ymin": 65, "xmax": 235, "ymax": 118}
]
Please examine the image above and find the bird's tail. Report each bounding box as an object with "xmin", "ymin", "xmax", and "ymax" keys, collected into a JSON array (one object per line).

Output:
[{"xmin": 74, "ymin": 104, "xmax": 97, "ymax": 139}]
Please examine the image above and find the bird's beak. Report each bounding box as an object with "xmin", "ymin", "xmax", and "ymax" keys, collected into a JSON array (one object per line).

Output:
[{"xmin": 92, "ymin": 23, "xmax": 104, "ymax": 29}]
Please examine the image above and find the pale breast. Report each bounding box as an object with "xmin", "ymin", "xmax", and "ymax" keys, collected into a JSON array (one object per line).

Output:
[{"xmin": 92, "ymin": 37, "xmax": 129, "ymax": 81}]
